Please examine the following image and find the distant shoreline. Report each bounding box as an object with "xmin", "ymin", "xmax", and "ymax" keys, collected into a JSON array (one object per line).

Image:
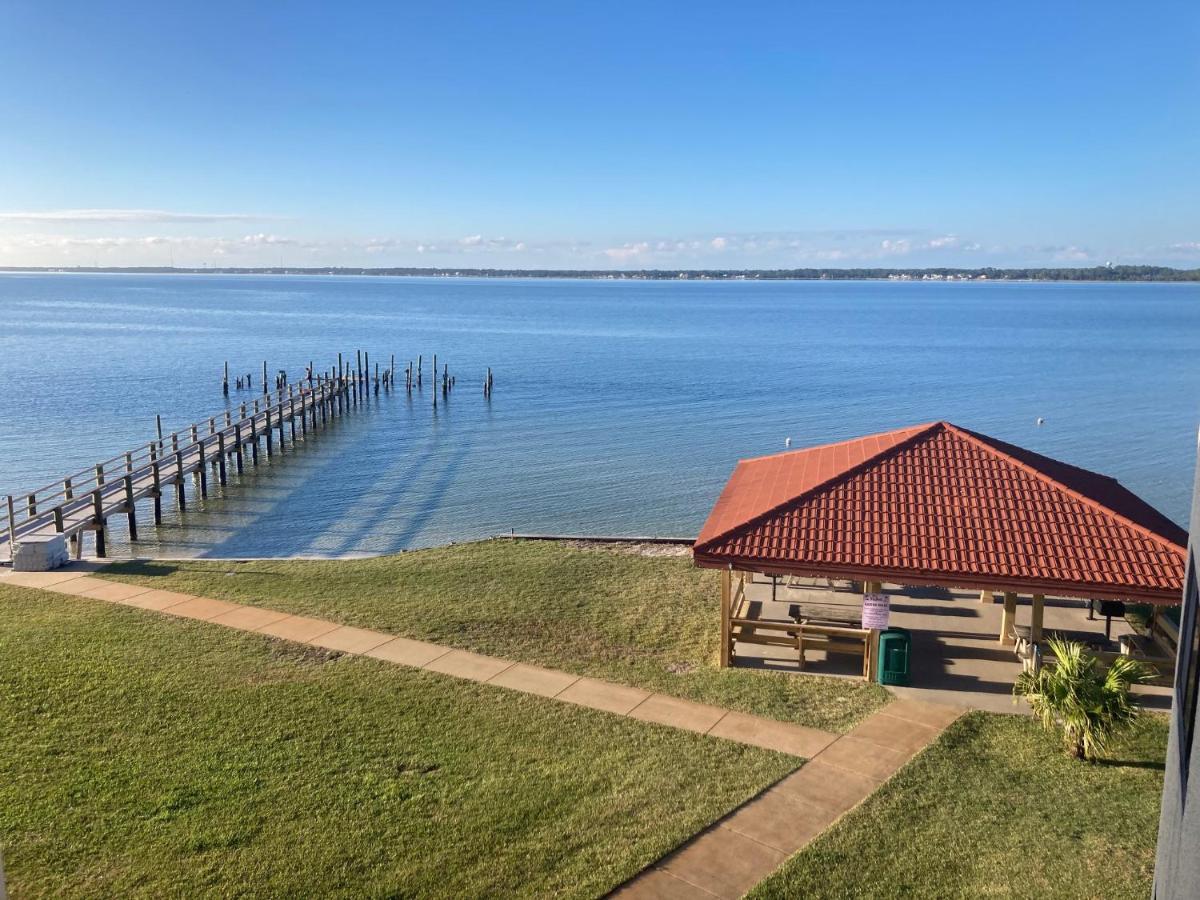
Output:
[{"xmin": 1, "ymin": 264, "xmax": 1199, "ymax": 283}]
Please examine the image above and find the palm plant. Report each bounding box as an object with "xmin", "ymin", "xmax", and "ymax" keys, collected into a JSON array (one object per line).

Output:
[{"xmin": 1014, "ymin": 636, "xmax": 1153, "ymax": 761}]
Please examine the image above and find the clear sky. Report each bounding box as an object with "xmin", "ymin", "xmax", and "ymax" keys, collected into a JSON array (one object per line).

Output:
[{"xmin": 1, "ymin": 1, "xmax": 1197, "ymax": 269}]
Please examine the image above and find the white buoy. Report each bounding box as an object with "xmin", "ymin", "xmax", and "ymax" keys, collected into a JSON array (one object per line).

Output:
[
  {"xmin": 1036, "ymin": 417, "xmax": 1044, "ymax": 426},
  {"xmin": 785, "ymin": 437, "xmax": 792, "ymax": 448}
]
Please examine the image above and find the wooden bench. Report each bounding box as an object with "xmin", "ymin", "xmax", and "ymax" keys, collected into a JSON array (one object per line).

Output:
[{"xmin": 730, "ymin": 616, "xmax": 875, "ymax": 678}]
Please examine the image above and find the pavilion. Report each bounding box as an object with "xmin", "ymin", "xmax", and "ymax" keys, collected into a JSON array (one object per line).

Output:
[{"xmin": 694, "ymin": 421, "xmax": 1188, "ymax": 685}]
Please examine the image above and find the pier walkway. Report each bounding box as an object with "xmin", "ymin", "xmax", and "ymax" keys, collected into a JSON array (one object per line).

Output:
[{"xmin": 2, "ymin": 369, "xmax": 379, "ymax": 561}]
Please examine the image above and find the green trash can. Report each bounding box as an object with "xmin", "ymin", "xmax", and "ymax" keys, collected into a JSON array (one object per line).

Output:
[{"xmin": 877, "ymin": 627, "xmax": 911, "ymax": 686}]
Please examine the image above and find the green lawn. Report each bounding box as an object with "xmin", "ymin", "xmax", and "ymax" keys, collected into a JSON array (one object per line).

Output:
[
  {"xmin": 0, "ymin": 585, "xmax": 796, "ymax": 898},
  {"xmin": 100, "ymin": 539, "xmax": 889, "ymax": 732},
  {"xmin": 749, "ymin": 711, "xmax": 1168, "ymax": 899}
]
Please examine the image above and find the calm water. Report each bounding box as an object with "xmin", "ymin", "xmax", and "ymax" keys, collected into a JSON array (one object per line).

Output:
[{"xmin": 1, "ymin": 274, "xmax": 1197, "ymax": 558}]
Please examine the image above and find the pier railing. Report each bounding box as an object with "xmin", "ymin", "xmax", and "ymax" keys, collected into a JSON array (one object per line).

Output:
[{"xmin": 3, "ymin": 370, "xmax": 370, "ymax": 559}]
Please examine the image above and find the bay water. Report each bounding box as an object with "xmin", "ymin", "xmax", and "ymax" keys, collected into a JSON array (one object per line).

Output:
[{"xmin": 1, "ymin": 274, "xmax": 1196, "ymax": 558}]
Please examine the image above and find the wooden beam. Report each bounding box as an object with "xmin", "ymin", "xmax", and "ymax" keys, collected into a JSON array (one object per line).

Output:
[
  {"xmin": 1000, "ymin": 592, "xmax": 1017, "ymax": 644},
  {"xmin": 719, "ymin": 567, "xmax": 732, "ymax": 668},
  {"xmin": 1030, "ymin": 593, "xmax": 1045, "ymax": 643}
]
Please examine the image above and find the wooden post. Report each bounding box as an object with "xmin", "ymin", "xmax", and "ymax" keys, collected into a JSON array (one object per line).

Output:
[
  {"xmin": 249, "ymin": 412, "xmax": 259, "ymax": 464},
  {"xmin": 26, "ymin": 493, "xmax": 36, "ymax": 517},
  {"xmin": 53, "ymin": 506, "xmax": 64, "ymax": 534},
  {"xmin": 94, "ymin": 463, "xmax": 105, "ymax": 488},
  {"xmin": 357, "ymin": 350, "xmax": 363, "ymax": 399},
  {"xmin": 4, "ymin": 494, "xmax": 15, "ymax": 550},
  {"xmin": 217, "ymin": 432, "xmax": 227, "ymax": 485},
  {"xmin": 175, "ymin": 446, "xmax": 186, "ymax": 509},
  {"xmin": 264, "ymin": 404, "xmax": 273, "ymax": 457},
  {"xmin": 375, "ymin": 362, "xmax": 380, "ymax": 394},
  {"xmin": 124, "ymin": 475, "xmax": 138, "ymax": 541},
  {"xmin": 63, "ymin": 477, "xmax": 73, "ymax": 501},
  {"xmin": 223, "ymin": 360, "xmax": 229, "ymax": 395},
  {"xmin": 262, "ymin": 360, "xmax": 268, "ymax": 395},
  {"xmin": 150, "ymin": 442, "xmax": 162, "ymax": 524},
  {"xmin": 234, "ymin": 422, "xmax": 244, "ymax": 474},
  {"xmin": 277, "ymin": 394, "xmax": 287, "ymax": 448},
  {"xmin": 156, "ymin": 414, "xmax": 163, "ymax": 452},
  {"xmin": 719, "ymin": 566, "xmax": 732, "ymax": 667},
  {"xmin": 866, "ymin": 628, "xmax": 881, "ymax": 680},
  {"xmin": 390, "ymin": 354, "xmax": 395, "ymax": 389},
  {"xmin": 1030, "ymin": 593, "xmax": 1045, "ymax": 643},
  {"xmin": 1000, "ymin": 592, "xmax": 1018, "ymax": 644},
  {"xmin": 197, "ymin": 438, "xmax": 208, "ymax": 498},
  {"xmin": 92, "ymin": 489, "xmax": 106, "ymax": 557}
]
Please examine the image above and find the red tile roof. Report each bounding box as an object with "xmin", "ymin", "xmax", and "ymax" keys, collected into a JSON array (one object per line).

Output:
[{"xmin": 694, "ymin": 422, "xmax": 1188, "ymax": 603}]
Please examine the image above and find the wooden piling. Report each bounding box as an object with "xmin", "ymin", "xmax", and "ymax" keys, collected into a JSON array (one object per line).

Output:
[
  {"xmin": 223, "ymin": 360, "xmax": 229, "ymax": 395},
  {"xmin": 197, "ymin": 439, "xmax": 208, "ymax": 498},
  {"xmin": 265, "ymin": 404, "xmax": 273, "ymax": 457},
  {"xmin": 175, "ymin": 443, "xmax": 186, "ymax": 508},
  {"xmin": 5, "ymin": 495, "xmax": 15, "ymax": 549},
  {"xmin": 234, "ymin": 423, "xmax": 245, "ymax": 473},
  {"xmin": 150, "ymin": 443, "xmax": 162, "ymax": 523},
  {"xmin": 217, "ymin": 432, "xmax": 227, "ymax": 485},
  {"xmin": 124, "ymin": 475, "xmax": 138, "ymax": 541},
  {"xmin": 92, "ymin": 488, "xmax": 106, "ymax": 557}
]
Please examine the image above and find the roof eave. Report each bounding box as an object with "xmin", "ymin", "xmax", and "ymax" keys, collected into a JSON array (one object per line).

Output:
[{"xmin": 691, "ymin": 550, "xmax": 1184, "ymax": 606}]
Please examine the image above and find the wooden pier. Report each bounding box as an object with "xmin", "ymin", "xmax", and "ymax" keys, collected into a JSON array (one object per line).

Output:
[{"xmin": 2, "ymin": 367, "xmax": 380, "ymax": 561}]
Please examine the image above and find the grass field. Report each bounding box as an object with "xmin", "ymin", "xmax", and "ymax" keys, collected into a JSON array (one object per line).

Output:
[
  {"xmin": 100, "ymin": 539, "xmax": 889, "ymax": 733},
  {"xmin": 0, "ymin": 584, "xmax": 797, "ymax": 898},
  {"xmin": 749, "ymin": 711, "xmax": 1168, "ymax": 899}
]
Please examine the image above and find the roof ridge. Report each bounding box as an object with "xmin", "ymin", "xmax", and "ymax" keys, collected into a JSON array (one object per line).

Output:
[
  {"xmin": 735, "ymin": 421, "xmax": 940, "ymax": 465},
  {"xmin": 695, "ymin": 421, "xmax": 946, "ymax": 552},
  {"xmin": 942, "ymin": 423, "xmax": 1186, "ymax": 556}
]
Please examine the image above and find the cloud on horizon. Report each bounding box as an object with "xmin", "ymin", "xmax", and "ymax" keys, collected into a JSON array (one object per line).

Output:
[{"xmin": 0, "ymin": 227, "xmax": 1196, "ymax": 269}]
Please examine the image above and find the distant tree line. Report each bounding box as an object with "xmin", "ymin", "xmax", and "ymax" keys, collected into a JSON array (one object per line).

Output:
[{"xmin": 3, "ymin": 264, "xmax": 1198, "ymax": 281}]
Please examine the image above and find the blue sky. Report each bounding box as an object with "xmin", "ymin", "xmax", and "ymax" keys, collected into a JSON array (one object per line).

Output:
[{"xmin": 1, "ymin": 1, "xmax": 1197, "ymax": 268}]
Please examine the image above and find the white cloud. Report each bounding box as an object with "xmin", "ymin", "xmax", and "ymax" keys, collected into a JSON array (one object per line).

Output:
[
  {"xmin": 710, "ymin": 236, "xmax": 728, "ymax": 250},
  {"xmin": 0, "ymin": 208, "xmax": 277, "ymax": 224},
  {"xmin": 604, "ymin": 241, "xmax": 651, "ymax": 262},
  {"xmin": 1050, "ymin": 245, "xmax": 1091, "ymax": 262}
]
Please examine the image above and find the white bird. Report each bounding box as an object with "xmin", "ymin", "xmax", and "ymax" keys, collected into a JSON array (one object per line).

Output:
[
  {"xmin": 1036, "ymin": 417, "xmax": 1045, "ymax": 426},
  {"xmin": 785, "ymin": 437, "xmax": 792, "ymax": 448}
]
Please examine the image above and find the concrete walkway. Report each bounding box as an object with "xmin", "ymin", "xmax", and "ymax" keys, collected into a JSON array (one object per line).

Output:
[
  {"xmin": 0, "ymin": 564, "xmax": 835, "ymax": 758},
  {"xmin": 610, "ymin": 697, "xmax": 960, "ymax": 899}
]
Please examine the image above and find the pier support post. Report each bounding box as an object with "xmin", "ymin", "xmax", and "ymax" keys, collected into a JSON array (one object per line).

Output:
[
  {"xmin": 92, "ymin": 489, "xmax": 106, "ymax": 557},
  {"xmin": 265, "ymin": 406, "xmax": 273, "ymax": 458},
  {"xmin": 175, "ymin": 448, "xmax": 186, "ymax": 510},
  {"xmin": 123, "ymin": 475, "xmax": 138, "ymax": 541},
  {"xmin": 150, "ymin": 442, "xmax": 162, "ymax": 524},
  {"xmin": 279, "ymin": 394, "xmax": 288, "ymax": 447},
  {"xmin": 197, "ymin": 439, "xmax": 208, "ymax": 499},
  {"xmin": 217, "ymin": 432, "xmax": 227, "ymax": 485},
  {"xmin": 234, "ymin": 423, "xmax": 244, "ymax": 474}
]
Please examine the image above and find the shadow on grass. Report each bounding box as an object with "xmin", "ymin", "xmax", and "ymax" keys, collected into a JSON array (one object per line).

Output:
[
  {"xmin": 1093, "ymin": 758, "xmax": 1165, "ymax": 771},
  {"xmin": 105, "ymin": 560, "xmax": 181, "ymax": 578}
]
